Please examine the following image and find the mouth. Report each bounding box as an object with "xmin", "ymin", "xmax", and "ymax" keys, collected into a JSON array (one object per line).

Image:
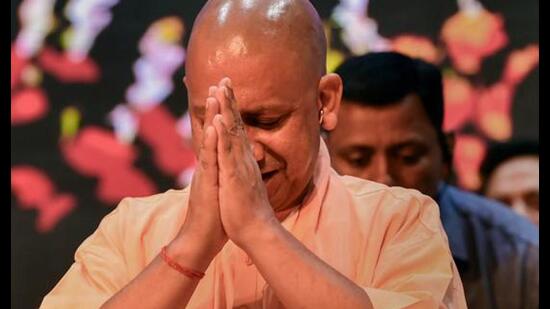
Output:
[{"xmin": 261, "ymin": 170, "xmax": 278, "ymax": 182}]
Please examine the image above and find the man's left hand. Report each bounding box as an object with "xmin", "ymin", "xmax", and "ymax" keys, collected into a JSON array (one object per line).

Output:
[{"xmin": 211, "ymin": 77, "xmax": 277, "ymax": 248}]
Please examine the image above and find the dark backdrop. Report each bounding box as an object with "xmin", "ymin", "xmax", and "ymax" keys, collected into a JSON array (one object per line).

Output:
[{"xmin": 11, "ymin": 1, "xmax": 537, "ymax": 308}]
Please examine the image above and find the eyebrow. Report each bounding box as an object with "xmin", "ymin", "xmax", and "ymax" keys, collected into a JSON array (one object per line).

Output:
[
  {"xmin": 390, "ymin": 141, "xmax": 427, "ymax": 151},
  {"xmin": 241, "ymin": 108, "xmax": 291, "ymax": 119},
  {"xmin": 340, "ymin": 145, "xmax": 374, "ymax": 154},
  {"xmin": 341, "ymin": 140, "xmax": 427, "ymax": 153},
  {"xmin": 193, "ymin": 102, "xmax": 294, "ymax": 119}
]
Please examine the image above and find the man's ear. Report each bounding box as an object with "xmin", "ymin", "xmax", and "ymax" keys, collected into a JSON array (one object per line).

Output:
[
  {"xmin": 183, "ymin": 76, "xmax": 188, "ymax": 88},
  {"xmin": 318, "ymin": 73, "xmax": 342, "ymax": 131}
]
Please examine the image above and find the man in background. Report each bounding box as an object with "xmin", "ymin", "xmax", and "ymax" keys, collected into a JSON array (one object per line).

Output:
[
  {"xmin": 480, "ymin": 140, "xmax": 539, "ymax": 226},
  {"xmin": 326, "ymin": 51, "xmax": 538, "ymax": 309}
]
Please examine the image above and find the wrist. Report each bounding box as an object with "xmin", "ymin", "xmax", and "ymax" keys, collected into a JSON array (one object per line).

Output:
[
  {"xmin": 169, "ymin": 231, "xmax": 226, "ymax": 272},
  {"xmin": 236, "ymin": 214, "xmax": 282, "ymax": 253}
]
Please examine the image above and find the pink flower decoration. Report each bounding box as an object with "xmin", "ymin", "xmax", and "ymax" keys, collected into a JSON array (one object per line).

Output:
[
  {"xmin": 36, "ymin": 194, "xmax": 76, "ymax": 233},
  {"xmin": 474, "ymin": 83, "xmax": 513, "ymax": 141},
  {"xmin": 11, "ymin": 166, "xmax": 54, "ymax": 208},
  {"xmin": 11, "ymin": 166, "xmax": 76, "ymax": 233},
  {"xmin": 137, "ymin": 105, "xmax": 196, "ymax": 177},
  {"xmin": 441, "ymin": 10, "xmax": 508, "ymax": 74},
  {"xmin": 11, "ymin": 47, "xmax": 28, "ymax": 90},
  {"xmin": 11, "ymin": 87, "xmax": 48, "ymax": 125},
  {"xmin": 443, "ymin": 75, "xmax": 476, "ymax": 132},
  {"xmin": 502, "ymin": 44, "xmax": 539, "ymax": 86},
  {"xmin": 452, "ymin": 134, "xmax": 487, "ymax": 190},
  {"xmin": 61, "ymin": 126, "xmax": 157, "ymax": 204},
  {"xmin": 38, "ymin": 47, "xmax": 100, "ymax": 83},
  {"xmin": 391, "ymin": 35, "xmax": 442, "ymax": 64}
]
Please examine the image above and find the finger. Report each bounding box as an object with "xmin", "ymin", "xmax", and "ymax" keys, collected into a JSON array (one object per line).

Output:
[
  {"xmin": 216, "ymin": 79, "xmax": 243, "ymax": 134},
  {"xmin": 220, "ymin": 78, "xmax": 235, "ymax": 106},
  {"xmin": 215, "ymin": 85, "xmax": 236, "ymax": 130},
  {"xmin": 213, "ymin": 114, "xmax": 231, "ymax": 156},
  {"xmin": 204, "ymin": 96, "xmax": 219, "ymax": 129},
  {"xmin": 226, "ymin": 87, "xmax": 253, "ymax": 152},
  {"xmin": 214, "ymin": 108, "xmax": 261, "ymax": 187},
  {"xmin": 219, "ymin": 76, "xmax": 232, "ymax": 89},
  {"xmin": 199, "ymin": 125, "xmax": 218, "ymax": 185},
  {"xmin": 208, "ymin": 86, "xmax": 217, "ymax": 97},
  {"xmin": 223, "ymin": 79, "xmax": 246, "ymax": 138},
  {"xmin": 214, "ymin": 113, "xmax": 240, "ymax": 175}
]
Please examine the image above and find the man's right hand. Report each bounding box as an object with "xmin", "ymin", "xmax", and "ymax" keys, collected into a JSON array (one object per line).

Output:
[{"xmin": 168, "ymin": 85, "xmax": 227, "ymax": 272}]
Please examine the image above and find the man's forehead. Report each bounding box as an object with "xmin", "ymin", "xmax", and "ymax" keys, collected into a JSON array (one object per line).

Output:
[
  {"xmin": 187, "ymin": 53, "xmax": 267, "ymax": 86},
  {"xmin": 186, "ymin": 55, "xmax": 313, "ymax": 114},
  {"xmin": 187, "ymin": 42, "xmax": 305, "ymax": 83},
  {"xmin": 191, "ymin": 96, "xmax": 298, "ymax": 117},
  {"xmin": 495, "ymin": 156, "xmax": 539, "ymax": 177},
  {"xmin": 489, "ymin": 162, "xmax": 539, "ymax": 194},
  {"xmin": 337, "ymin": 134, "xmax": 430, "ymax": 150},
  {"xmin": 341, "ymin": 102, "xmax": 432, "ymax": 130}
]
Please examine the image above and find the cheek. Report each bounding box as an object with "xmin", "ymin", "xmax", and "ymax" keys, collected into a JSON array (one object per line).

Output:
[
  {"xmin": 269, "ymin": 136, "xmax": 307, "ymax": 170},
  {"xmin": 398, "ymin": 169, "xmax": 428, "ymax": 186},
  {"xmin": 273, "ymin": 130, "xmax": 318, "ymax": 184},
  {"xmin": 334, "ymin": 159, "xmax": 364, "ymax": 178},
  {"xmin": 272, "ymin": 118, "xmax": 317, "ymax": 161},
  {"xmin": 397, "ymin": 162, "xmax": 440, "ymax": 193}
]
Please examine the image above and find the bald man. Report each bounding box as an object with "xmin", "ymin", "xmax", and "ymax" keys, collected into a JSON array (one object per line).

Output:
[{"xmin": 41, "ymin": 1, "xmax": 467, "ymax": 308}]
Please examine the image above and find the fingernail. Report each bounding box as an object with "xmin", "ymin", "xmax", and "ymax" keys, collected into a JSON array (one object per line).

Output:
[
  {"xmin": 209, "ymin": 86, "xmax": 217, "ymax": 96},
  {"xmin": 214, "ymin": 114, "xmax": 223, "ymax": 124}
]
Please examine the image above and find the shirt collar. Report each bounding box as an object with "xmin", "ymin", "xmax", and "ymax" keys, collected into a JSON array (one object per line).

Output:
[{"xmin": 436, "ymin": 182, "xmax": 470, "ymax": 264}]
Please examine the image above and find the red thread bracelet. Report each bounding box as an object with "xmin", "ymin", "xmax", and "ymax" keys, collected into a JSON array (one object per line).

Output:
[{"xmin": 160, "ymin": 246, "xmax": 205, "ymax": 280}]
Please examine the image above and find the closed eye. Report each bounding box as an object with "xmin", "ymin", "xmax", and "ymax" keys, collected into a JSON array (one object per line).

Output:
[
  {"xmin": 399, "ymin": 154, "xmax": 421, "ymax": 165},
  {"xmin": 342, "ymin": 151, "xmax": 372, "ymax": 168},
  {"xmin": 244, "ymin": 115, "xmax": 288, "ymax": 130}
]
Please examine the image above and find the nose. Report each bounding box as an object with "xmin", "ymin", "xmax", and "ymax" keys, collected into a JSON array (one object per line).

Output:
[
  {"xmin": 251, "ymin": 140, "xmax": 266, "ymax": 162},
  {"xmin": 245, "ymin": 127, "xmax": 266, "ymax": 163},
  {"xmin": 369, "ymin": 156, "xmax": 395, "ymax": 187}
]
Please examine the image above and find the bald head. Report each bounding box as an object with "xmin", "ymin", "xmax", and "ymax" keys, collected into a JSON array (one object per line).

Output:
[{"xmin": 185, "ymin": 0, "xmax": 326, "ymax": 82}]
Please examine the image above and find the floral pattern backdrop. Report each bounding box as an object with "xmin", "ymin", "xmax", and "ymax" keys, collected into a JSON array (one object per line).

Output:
[{"xmin": 11, "ymin": 0, "xmax": 538, "ymax": 308}]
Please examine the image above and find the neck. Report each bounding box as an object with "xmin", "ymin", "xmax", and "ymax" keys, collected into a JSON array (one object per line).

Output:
[{"xmin": 273, "ymin": 178, "xmax": 315, "ymax": 222}]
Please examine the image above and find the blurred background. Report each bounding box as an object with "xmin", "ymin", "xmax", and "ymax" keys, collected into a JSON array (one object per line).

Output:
[{"xmin": 11, "ymin": 0, "xmax": 538, "ymax": 308}]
